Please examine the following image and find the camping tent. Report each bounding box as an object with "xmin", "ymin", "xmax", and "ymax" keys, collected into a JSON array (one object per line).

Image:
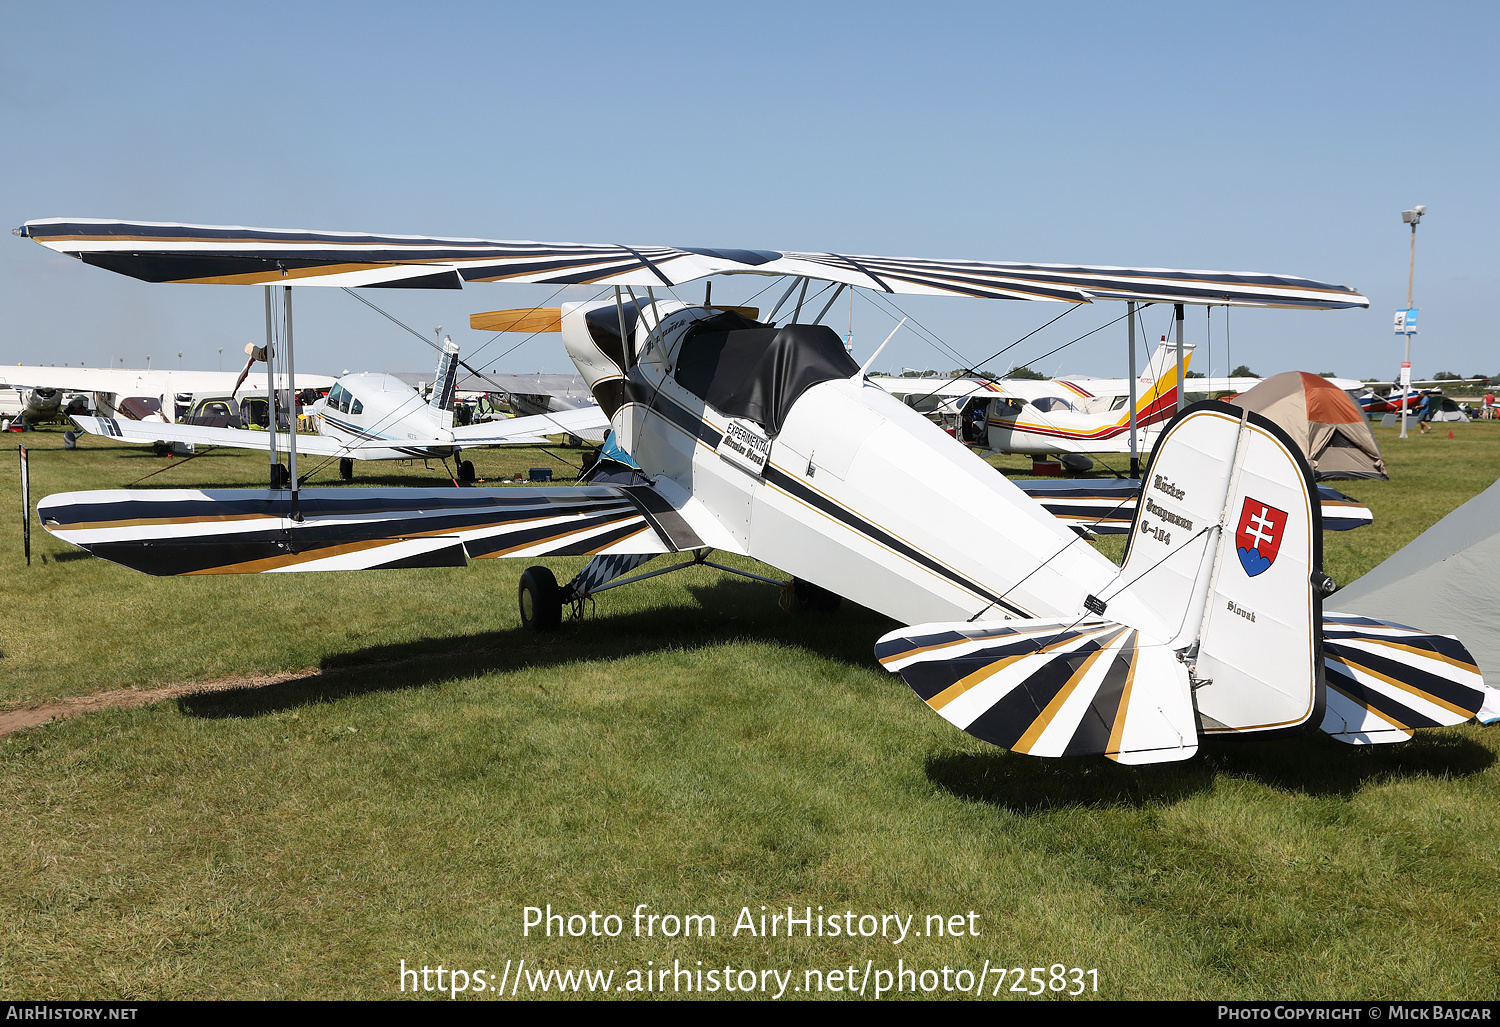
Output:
[
  {"xmin": 1328, "ymin": 476, "xmax": 1500, "ymax": 723},
  {"xmin": 1229, "ymin": 372, "xmax": 1388, "ymax": 480}
]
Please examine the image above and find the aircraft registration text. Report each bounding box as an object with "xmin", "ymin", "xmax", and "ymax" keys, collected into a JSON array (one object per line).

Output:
[{"xmin": 718, "ymin": 419, "xmax": 772, "ymax": 475}]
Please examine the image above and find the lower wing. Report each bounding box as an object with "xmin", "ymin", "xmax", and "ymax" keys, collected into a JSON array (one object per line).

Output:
[{"xmin": 38, "ymin": 483, "xmax": 707, "ymax": 575}]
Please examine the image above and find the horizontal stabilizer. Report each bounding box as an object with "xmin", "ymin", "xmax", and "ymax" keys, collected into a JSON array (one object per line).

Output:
[
  {"xmin": 875, "ymin": 619, "xmax": 1196, "ymax": 763},
  {"xmin": 1320, "ymin": 613, "xmax": 1487, "ymax": 744}
]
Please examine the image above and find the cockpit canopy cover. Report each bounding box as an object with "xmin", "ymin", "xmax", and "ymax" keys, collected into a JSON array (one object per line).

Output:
[{"xmin": 673, "ymin": 312, "xmax": 859, "ymax": 434}]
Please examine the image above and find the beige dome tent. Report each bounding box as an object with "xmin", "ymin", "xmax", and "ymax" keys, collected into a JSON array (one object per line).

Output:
[{"xmin": 1228, "ymin": 372, "xmax": 1388, "ymax": 480}]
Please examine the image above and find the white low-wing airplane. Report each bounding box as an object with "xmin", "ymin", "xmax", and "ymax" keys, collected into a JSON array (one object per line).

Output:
[
  {"xmin": 20, "ymin": 218, "xmax": 1488, "ymax": 763},
  {"xmin": 67, "ymin": 338, "xmax": 610, "ymax": 481}
]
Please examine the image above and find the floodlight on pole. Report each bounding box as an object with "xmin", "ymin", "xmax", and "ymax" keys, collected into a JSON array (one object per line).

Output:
[{"xmin": 1396, "ymin": 205, "xmax": 1426, "ymax": 438}]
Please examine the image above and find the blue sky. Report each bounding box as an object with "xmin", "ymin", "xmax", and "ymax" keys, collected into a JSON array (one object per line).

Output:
[{"xmin": 4, "ymin": 1, "xmax": 1495, "ymax": 382}]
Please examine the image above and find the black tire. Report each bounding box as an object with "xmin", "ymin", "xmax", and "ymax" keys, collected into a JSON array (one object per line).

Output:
[
  {"xmin": 458, "ymin": 459, "xmax": 476, "ymax": 482},
  {"xmin": 519, "ymin": 566, "xmax": 563, "ymax": 631},
  {"xmin": 270, "ymin": 463, "xmax": 291, "ymax": 489},
  {"xmin": 152, "ymin": 441, "xmax": 171, "ymax": 457},
  {"xmin": 339, "ymin": 457, "xmax": 354, "ymax": 481},
  {"xmin": 792, "ymin": 577, "xmax": 842, "ymax": 613}
]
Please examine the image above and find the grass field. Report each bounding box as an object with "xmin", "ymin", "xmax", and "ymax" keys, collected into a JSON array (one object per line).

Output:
[{"xmin": 2, "ymin": 421, "xmax": 1497, "ymax": 1001}]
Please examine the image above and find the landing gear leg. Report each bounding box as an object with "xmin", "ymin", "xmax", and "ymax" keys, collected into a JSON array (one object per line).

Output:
[{"xmin": 791, "ymin": 577, "xmax": 842, "ymax": 612}]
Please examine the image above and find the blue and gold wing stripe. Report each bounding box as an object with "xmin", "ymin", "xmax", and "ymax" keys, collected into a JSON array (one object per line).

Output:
[
  {"xmin": 1320, "ymin": 612, "xmax": 1487, "ymax": 744},
  {"xmin": 37, "ymin": 486, "xmax": 680, "ymax": 576},
  {"xmin": 19, "ymin": 219, "xmax": 1369, "ymax": 309}
]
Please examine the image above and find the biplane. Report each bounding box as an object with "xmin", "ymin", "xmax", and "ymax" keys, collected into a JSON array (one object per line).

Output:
[{"xmin": 18, "ymin": 218, "xmax": 1486, "ymax": 763}]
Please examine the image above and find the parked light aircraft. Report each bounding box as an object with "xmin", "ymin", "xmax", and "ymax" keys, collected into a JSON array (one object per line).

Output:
[
  {"xmin": 68, "ymin": 338, "xmax": 609, "ymax": 481},
  {"xmin": 1354, "ymin": 378, "xmax": 1473, "ymax": 415},
  {"xmin": 0, "ymin": 364, "xmax": 337, "ymax": 426},
  {"xmin": 876, "ymin": 342, "xmax": 1363, "ymax": 471},
  {"xmin": 875, "ymin": 338, "xmax": 1200, "ymax": 469},
  {"xmin": 20, "ymin": 218, "xmax": 1488, "ymax": 763}
]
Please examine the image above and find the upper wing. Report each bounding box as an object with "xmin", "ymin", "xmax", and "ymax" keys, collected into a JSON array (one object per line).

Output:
[
  {"xmin": 19, "ymin": 219, "xmax": 1369, "ymax": 309},
  {"xmin": 870, "ymin": 377, "xmax": 1018, "ymax": 400},
  {"xmin": 0, "ymin": 365, "xmax": 334, "ymax": 394}
]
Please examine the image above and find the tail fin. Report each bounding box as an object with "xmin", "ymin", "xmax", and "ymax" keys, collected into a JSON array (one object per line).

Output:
[
  {"xmin": 1142, "ymin": 335, "xmax": 1194, "ymax": 384},
  {"xmin": 1106, "ymin": 401, "xmax": 1324, "ymax": 736},
  {"xmin": 429, "ymin": 336, "xmax": 460, "ymax": 420},
  {"xmin": 1128, "ymin": 337, "xmax": 1195, "ymax": 428},
  {"xmin": 878, "ymin": 402, "xmax": 1484, "ymax": 760}
]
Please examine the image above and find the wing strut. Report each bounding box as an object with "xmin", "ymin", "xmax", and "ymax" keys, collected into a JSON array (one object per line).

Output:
[
  {"xmin": 262, "ymin": 286, "xmax": 280, "ymax": 489},
  {"xmin": 263, "ymin": 284, "xmax": 301, "ymax": 518},
  {"xmin": 1128, "ymin": 300, "xmax": 1139, "ymax": 477}
]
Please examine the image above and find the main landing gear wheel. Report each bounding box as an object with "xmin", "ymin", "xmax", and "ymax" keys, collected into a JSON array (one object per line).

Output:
[
  {"xmin": 519, "ymin": 566, "xmax": 562, "ymax": 631},
  {"xmin": 339, "ymin": 457, "xmax": 354, "ymax": 481},
  {"xmin": 458, "ymin": 459, "xmax": 476, "ymax": 483},
  {"xmin": 270, "ymin": 463, "xmax": 291, "ymax": 489},
  {"xmin": 792, "ymin": 577, "xmax": 842, "ymax": 613}
]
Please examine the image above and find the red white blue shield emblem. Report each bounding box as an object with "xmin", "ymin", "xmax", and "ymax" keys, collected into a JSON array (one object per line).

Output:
[{"xmin": 1235, "ymin": 497, "xmax": 1287, "ymax": 577}]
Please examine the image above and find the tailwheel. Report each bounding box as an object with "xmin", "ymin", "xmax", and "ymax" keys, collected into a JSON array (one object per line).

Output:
[
  {"xmin": 339, "ymin": 457, "xmax": 354, "ymax": 481},
  {"xmin": 791, "ymin": 577, "xmax": 842, "ymax": 613},
  {"xmin": 519, "ymin": 566, "xmax": 563, "ymax": 631}
]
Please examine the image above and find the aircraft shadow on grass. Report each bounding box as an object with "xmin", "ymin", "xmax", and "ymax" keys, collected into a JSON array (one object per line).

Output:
[
  {"xmin": 176, "ymin": 575, "xmax": 899, "ymax": 721},
  {"xmin": 925, "ymin": 730, "xmax": 1494, "ymax": 814},
  {"xmin": 172, "ymin": 573, "xmax": 1493, "ymax": 805}
]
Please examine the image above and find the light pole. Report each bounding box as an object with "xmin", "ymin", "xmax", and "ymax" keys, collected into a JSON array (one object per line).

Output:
[
  {"xmin": 218, "ymin": 347, "xmax": 223, "ymax": 371},
  {"xmin": 1397, "ymin": 205, "xmax": 1425, "ymax": 439}
]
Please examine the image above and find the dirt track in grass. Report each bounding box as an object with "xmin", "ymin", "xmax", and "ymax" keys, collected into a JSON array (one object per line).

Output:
[{"xmin": 0, "ymin": 669, "xmax": 313, "ymax": 737}]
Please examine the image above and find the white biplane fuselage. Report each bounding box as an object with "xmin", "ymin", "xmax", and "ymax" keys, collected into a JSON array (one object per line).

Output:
[{"xmin": 562, "ymin": 298, "xmax": 1164, "ymax": 633}]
